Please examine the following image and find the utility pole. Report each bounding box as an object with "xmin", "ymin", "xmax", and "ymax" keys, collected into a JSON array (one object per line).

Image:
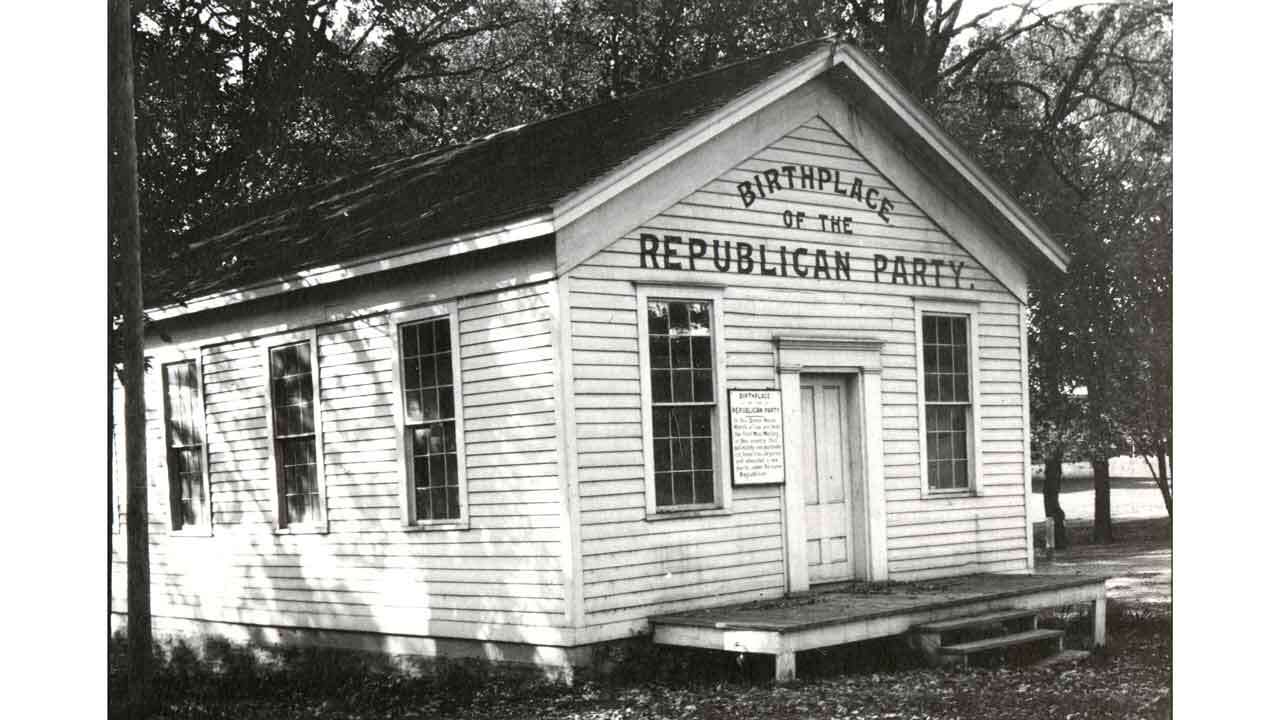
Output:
[{"xmin": 109, "ymin": 0, "xmax": 154, "ymax": 715}]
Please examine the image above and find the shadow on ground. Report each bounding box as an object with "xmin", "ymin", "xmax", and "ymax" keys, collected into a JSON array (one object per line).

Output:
[{"xmin": 1034, "ymin": 516, "xmax": 1171, "ymax": 604}]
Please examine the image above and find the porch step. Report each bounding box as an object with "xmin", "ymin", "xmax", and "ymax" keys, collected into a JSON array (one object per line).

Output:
[
  {"xmin": 914, "ymin": 609, "xmax": 1038, "ymax": 634},
  {"xmin": 939, "ymin": 628, "xmax": 1065, "ymax": 657}
]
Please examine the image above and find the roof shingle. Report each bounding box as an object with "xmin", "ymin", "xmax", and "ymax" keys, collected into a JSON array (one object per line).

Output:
[{"xmin": 150, "ymin": 39, "xmax": 829, "ymax": 307}]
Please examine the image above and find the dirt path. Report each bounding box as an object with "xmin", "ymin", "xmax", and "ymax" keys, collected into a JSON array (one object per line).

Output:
[{"xmin": 1034, "ymin": 517, "xmax": 1171, "ymax": 604}]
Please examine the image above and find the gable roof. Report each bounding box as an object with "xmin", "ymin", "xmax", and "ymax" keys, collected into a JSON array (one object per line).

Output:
[
  {"xmin": 147, "ymin": 39, "xmax": 829, "ymax": 310},
  {"xmin": 148, "ymin": 38, "xmax": 1068, "ymax": 317}
]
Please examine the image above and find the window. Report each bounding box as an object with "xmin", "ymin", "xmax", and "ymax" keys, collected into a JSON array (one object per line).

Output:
[
  {"xmin": 162, "ymin": 359, "xmax": 209, "ymax": 530},
  {"xmin": 266, "ymin": 334, "xmax": 325, "ymax": 530},
  {"xmin": 394, "ymin": 310, "xmax": 466, "ymax": 525},
  {"xmin": 637, "ymin": 285, "xmax": 729, "ymax": 515},
  {"xmin": 920, "ymin": 312, "xmax": 976, "ymax": 491}
]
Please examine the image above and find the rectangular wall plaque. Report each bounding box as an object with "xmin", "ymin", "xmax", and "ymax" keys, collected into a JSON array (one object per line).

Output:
[{"xmin": 728, "ymin": 388, "xmax": 785, "ymax": 485}]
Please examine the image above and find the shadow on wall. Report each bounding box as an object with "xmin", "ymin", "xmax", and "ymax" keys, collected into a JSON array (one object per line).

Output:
[{"xmin": 110, "ymin": 313, "xmax": 571, "ymax": 692}]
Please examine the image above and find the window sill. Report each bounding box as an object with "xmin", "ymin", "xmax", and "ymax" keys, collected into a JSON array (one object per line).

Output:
[
  {"xmin": 645, "ymin": 506, "xmax": 730, "ymax": 522},
  {"xmin": 402, "ymin": 520, "xmax": 470, "ymax": 532},
  {"xmin": 169, "ymin": 527, "xmax": 214, "ymax": 538},
  {"xmin": 273, "ymin": 524, "xmax": 329, "ymax": 535},
  {"xmin": 924, "ymin": 487, "xmax": 975, "ymax": 499}
]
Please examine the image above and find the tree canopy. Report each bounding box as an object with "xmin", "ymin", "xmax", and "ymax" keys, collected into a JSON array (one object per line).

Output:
[{"xmin": 118, "ymin": 0, "xmax": 1173, "ymax": 525}]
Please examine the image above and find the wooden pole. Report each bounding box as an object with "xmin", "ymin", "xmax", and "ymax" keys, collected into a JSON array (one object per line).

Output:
[{"xmin": 110, "ymin": 0, "xmax": 154, "ymax": 715}]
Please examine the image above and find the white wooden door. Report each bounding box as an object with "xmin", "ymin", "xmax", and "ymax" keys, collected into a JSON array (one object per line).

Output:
[{"xmin": 799, "ymin": 376, "xmax": 855, "ymax": 583}]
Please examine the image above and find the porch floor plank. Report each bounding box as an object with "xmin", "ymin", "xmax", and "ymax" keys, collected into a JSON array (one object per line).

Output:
[{"xmin": 650, "ymin": 573, "xmax": 1107, "ymax": 633}]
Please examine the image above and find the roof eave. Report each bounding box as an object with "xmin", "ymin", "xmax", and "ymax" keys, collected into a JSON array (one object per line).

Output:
[{"xmin": 145, "ymin": 213, "xmax": 556, "ymax": 320}]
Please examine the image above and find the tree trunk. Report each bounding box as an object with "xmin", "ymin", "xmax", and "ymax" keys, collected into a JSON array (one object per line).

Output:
[
  {"xmin": 1042, "ymin": 454, "xmax": 1069, "ymax": 548},
  {"xmin": 1155, "ymin": 440, "xmax": 1172, "ymax": 516},
  {"xmin": 111, "ymin": 0, "xmax": 154, "ymax": 716},
  {"xmin": 1091, "ymin": 458, "xmax": 1113, "ymax": 543}
]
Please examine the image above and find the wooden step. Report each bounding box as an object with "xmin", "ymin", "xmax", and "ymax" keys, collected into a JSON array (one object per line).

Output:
[
  {"xmin": 914, "ymin": 609, "xmax": 1038, "ymax": 634},
  {"xmin": 939, "ymin": 628, "xmax": 1064, "ymax": 656}
]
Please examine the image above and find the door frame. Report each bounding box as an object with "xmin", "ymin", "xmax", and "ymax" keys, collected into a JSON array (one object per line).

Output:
[{"xmin": 776, "ymin": 335, "xmax": 889, "ymax": 593}]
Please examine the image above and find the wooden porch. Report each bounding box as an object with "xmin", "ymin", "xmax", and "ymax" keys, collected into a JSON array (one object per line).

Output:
[{"xmin": 650, "ymin": 573, "xmax": 1108, "ymax": 681}]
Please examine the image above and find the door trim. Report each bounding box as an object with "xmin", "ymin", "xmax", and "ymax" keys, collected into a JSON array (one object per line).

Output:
[{"xmin": 776, "ymin": 336, "xmax": 888, "ymax": 593}]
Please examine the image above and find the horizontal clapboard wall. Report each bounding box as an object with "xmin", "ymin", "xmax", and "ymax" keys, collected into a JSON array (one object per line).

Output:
[
  {"xmin": 569, "ymin": 115, "xmax": 1028, "ymax": 631},
  {"xmin": 111, "ymin": 280, "xmax": 568, "ymax": 644}
]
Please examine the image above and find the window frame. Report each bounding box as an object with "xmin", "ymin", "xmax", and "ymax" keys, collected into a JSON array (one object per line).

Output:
[
  {"xmin": 389, "ymin": 303, "xmax": 469, "ymax": 530},
  {"xmin": 914, "ymin": 299, "xmax": 984, "ymax": 496},
  {"xmin": 261, "ymin": 328, "xmax": 328, "ymax": 534},
  {"xmin": 636, "ymin": 283, "xmax": 732, "ymax": 519},
  {"xmin": 160, "ymin": 355, "xmax": 213, "ymax": 535}
]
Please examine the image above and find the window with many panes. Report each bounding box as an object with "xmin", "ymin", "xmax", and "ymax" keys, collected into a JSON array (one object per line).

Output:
[
  {"xmin": 921, "ymin": 314, "xmax": 972, "ymax": 491},
  {"xmin": 269, "ymin": 339, "xmax": 323, "ymax": 527},
  {"xmin": 163, "ymin": 360, "xmax": 208, "ymax": 530},
  {"xmin": 646, "ymin": 299, "xmax": 717, "ymax": 508},
  {"xmin": 398, "ymin": 316, "xmax": 462, "ymax": 522}
]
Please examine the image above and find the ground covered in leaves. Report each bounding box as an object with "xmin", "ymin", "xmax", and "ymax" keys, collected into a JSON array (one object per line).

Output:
[{"xmin": 108, "ymin": 601, "xmax": 1169, "ymax": 720}]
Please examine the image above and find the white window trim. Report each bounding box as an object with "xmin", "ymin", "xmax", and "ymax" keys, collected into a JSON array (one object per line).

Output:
[
  {"xmin": 914, "ymin": 299, "xmax": 984, "ymax": 496},
  {"xmin": 635, "ymin": 283, "xmax": 732, "ymax": 519},
  {"xmin": 261, "ymin": 328, "xmax": 329, "ymax": 534},
  {"xmin": 157, "ymin": 351, "xmax": 214, "ymax": 537},
  {"xmin": 389, "ymin": 302, "xmax": 470, "ymax": 531}
]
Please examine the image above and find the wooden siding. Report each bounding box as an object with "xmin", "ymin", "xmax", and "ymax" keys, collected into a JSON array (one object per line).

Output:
[
  {"xmin": 111, "ymin": 281, "xmax": 567, "ymax": 643},
  {"xmin": 569, "ymin": 117, "xmax": 1029, "ymax": 629}
]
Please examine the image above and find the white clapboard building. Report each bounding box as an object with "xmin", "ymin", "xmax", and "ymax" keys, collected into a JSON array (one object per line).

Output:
[{"xmin": 112, "ymin": 38, "xmax": 1071, "ymax": 676}]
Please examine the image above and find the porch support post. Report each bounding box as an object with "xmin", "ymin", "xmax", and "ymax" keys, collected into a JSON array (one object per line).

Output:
[
  {"xmin": 861, "ymin": 369, "xmax": 889, "ymax": 581},
  {"xmin": 1092, "ymin": 589, "xmax": 1108, "ymax": 648},
  {"xmin": 774, "ymin": 649, "xmax": 797, "ymax": 683},
  {"xmin": 779, "ymin": 367, "xmax": 809, "ymax": 595}
]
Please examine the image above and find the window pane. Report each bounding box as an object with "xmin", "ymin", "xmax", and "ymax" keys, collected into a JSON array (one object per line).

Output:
[
  {"xmin": 421, "ymin": 387, "xmax": 440, "ymax": 420},
  {"xmin": 649, "ymin": 336, "xmax": 671, "ymax": 370},
  {"xmin": 669, "ymin": 302, "xmax": 689, "ymax": 333},
  {"xmin": 691, "ymin": 336, "xmax": 712, "ymax": 370},
  {"xmin": 647, "ymin": 301, "xmax": 670, "ymax": 335},
  {"xmin": 401, "ymin": 324, "xmax": 419, "ymax": 356},
  {"xmin": 671, "ymin": 336, "xmax": 691, "ymax": 368},
  {"xmin": 673, "ymin": 370, "xmax": 693, "ymax": 402},
  {"xmin": 403, "ymin": 358, "xmax": 422, "ymax": 390},
  {"xmin": 942, "ymin": 458, "xmax": 959, "ymax": 488},
  {"xmin": 688, "ymin": 302, "xmax": 710, "ymax": 334},
  {"xmin": 692, "ymin": 438, "xmax": 712, "ymax": 470},
  {"xmin": 672, "ymin": 472, "xmax": 694, "ymax": 505},
  {"xmin": 651, "ymin": 369, "xmax": 672, "ymax": 403},
  {"xmin": 446, "ymin": 487, "xmax": 460, "ymax": 520},
  {"xmin": 653, "ymin": 437, "xmax": 672, "ymax": 473},
  {"xmin": 438, "ymin": 388, "xmax": 455, "ymax": 420},
  {"xmin": 693, "ymin": 471, "xmax": 714, "ymax": 504},
  {"xmin": 441, "ymin": 420, "xmax": 456, "ymax": 453},
  {"xmin": 435, "ymin": 319, "xmax": 450, "ymax": 353},
  {"xmin": 429, "ymin": 456, "xmax": 447, "ymax": 487},
  {"xmin": 691, "ymin": 406, "xmax": 712, "ymax": 436},
  {"xmin": 655, "ymin": 473, "xmax": 673, "ymax": 506},
  {"xmin": 435, "ymin": 355, "xmax": 453, "ymax": 386},
  {"xmin": 692, "ymin": 370, "xmax": 713, "ymax": 403},
  {"xmin": 405, "ymin": 390, "xmax": 423, "ymax": 421}
]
